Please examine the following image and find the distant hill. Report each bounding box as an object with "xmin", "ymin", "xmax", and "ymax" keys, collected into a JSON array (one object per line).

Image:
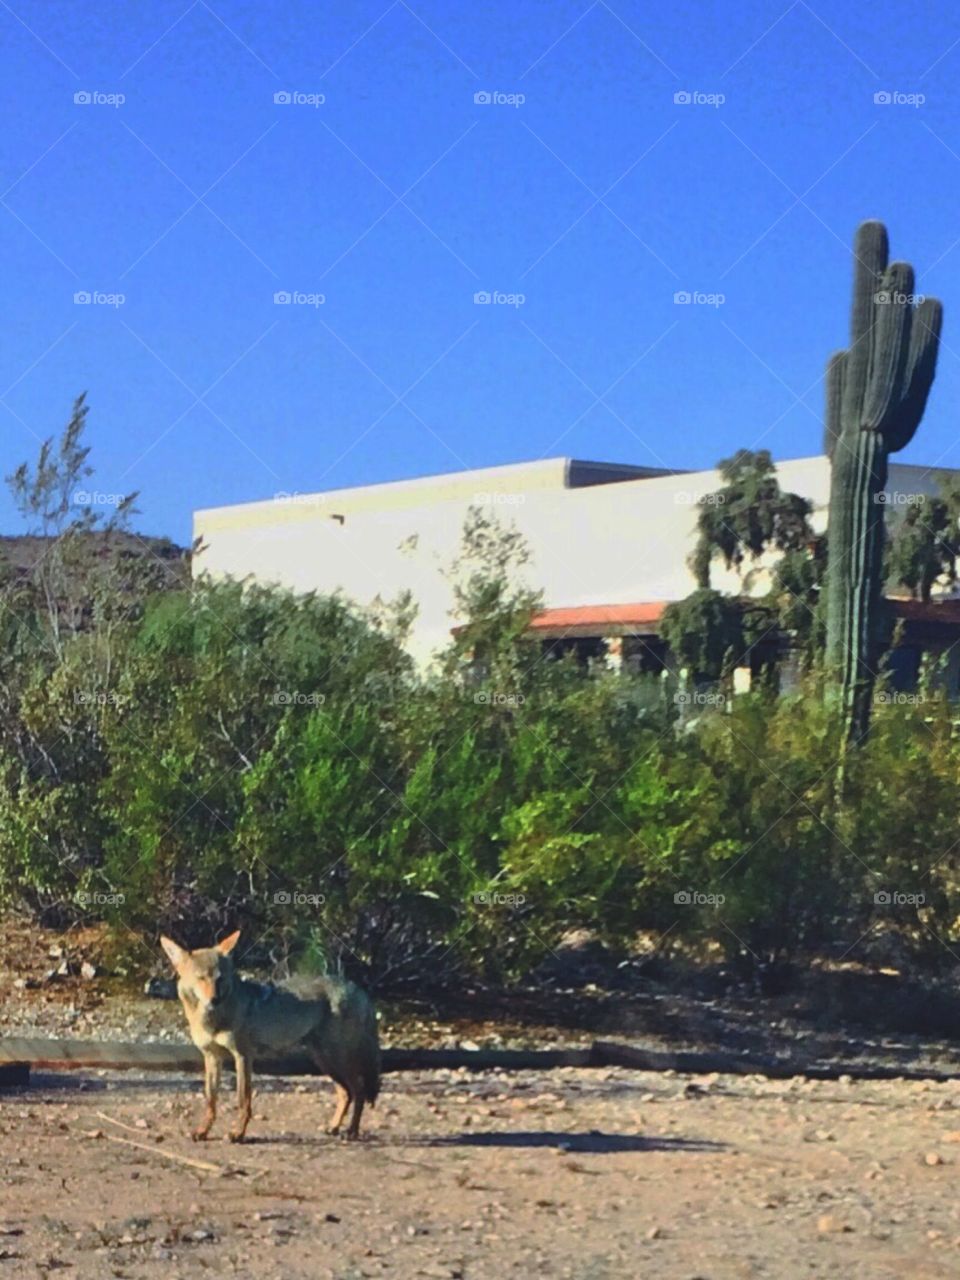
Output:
[
  {"xmin": 0, "ymin": 532, "xmax": 191, "ymax": 631},
  {"xmin": 0, "ymin": 530, "xmax": 189, "ymax": 583}
]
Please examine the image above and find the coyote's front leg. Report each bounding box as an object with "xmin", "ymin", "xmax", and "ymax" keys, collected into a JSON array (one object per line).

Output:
[
  {"xmin": 229, "ymin": 1050, "xmax": 253, "ymax": 1143},
  {"xmin": 192, "ymin": 1050, "xmax": 221, "ymax": 1141}
]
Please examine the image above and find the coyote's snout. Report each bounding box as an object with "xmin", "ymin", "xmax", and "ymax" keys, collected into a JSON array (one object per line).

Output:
[{"xmin": 159, "ymin": 931, "xmax": 380, "ymax": 1143}]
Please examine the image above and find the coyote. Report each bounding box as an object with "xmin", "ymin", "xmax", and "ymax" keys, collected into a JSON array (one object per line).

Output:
[{"xmin": 159, "ymin": 931, "xmax": 380, "ymax": 1143}]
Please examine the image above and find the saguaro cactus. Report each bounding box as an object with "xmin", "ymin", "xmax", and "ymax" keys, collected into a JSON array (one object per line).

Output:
[{"xmin": 824, "ymin": 220, "xmax": 942, "ymax": 743}]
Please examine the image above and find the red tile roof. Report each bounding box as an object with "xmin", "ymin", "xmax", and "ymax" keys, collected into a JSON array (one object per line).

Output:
[
  {"xmin": 527, "ymin": 598, "xmax": 960, "ymax": 635},
  {"xmin": 454, "ymin": 598, "xmax": 960, "ymax": 641},
  {"xmin": 528, "ymin": 603, "xmax": 667, "ymax": 630}
]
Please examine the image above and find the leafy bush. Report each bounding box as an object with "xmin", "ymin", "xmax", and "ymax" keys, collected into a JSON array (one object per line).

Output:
[{"xmin": 4, "ymin": 411, "xmax": 960, "ymax": 986}]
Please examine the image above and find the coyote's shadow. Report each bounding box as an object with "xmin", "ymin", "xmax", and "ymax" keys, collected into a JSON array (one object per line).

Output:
[
  {"xmin": 423, "ymin": 1130, "xmax": 725, "ymax": 1154},
  {"xmin": 225, "ymin": 1130, "xmax": 725, "ymax": 1155}
]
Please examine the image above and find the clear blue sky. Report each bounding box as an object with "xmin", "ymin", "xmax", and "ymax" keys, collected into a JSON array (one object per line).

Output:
[{"xmin": 1, "ymin": 0, "xmax": 959, "ymax": 543}]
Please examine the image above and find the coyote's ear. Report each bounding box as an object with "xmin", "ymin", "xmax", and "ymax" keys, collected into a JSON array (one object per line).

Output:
[
  {"xmin": 160, "ymin": 935, "xmax": 188, "ymax": 972},
  {"xmin": 216, "ymin": 929, "xmax": 241, "ymax": 956}
]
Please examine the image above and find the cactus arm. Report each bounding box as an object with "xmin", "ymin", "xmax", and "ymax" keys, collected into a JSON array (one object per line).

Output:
[
  {"xmin": 863, "ymin": 263, "xmax": 915, "ymax": 433},
  {"xmin": 891, "ymin": 298, "xmax": 943, "ymax": 450},
  {"xmin": 842, "ymin": 221, "xmax": 889, "ymax": 426}
]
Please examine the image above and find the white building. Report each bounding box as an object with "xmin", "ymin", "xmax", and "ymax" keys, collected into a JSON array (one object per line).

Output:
[{"xmin": 193, "ymin": 454, "xmax": 960, "ymax": 675}]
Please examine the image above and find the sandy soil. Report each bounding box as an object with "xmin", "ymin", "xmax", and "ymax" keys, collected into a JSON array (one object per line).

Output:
[
  {"xmin": 5, "ymin": 921, "xmax": 960, "ymax": 1277},
  {"xmin": 4, "ymin": 1064, "xmax": 960, "ymax": 1279}
]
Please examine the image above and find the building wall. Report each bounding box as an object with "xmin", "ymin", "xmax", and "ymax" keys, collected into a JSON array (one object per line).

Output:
[{"xmin": 193, "ymin": 455, "xmax": 958, "ymax": 667}]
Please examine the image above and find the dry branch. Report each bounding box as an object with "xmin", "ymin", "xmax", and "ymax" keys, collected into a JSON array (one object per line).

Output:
[{"xmin": 93, "ymin": 1131, "xmax": 230, "ymax": 1175}]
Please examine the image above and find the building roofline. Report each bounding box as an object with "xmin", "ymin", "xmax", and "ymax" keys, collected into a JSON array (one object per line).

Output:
[
  {"xmin": 194, "ymin": 456, "xmax": 699, "ymax": 530},
  {"xmin": 195, "ymin": 452, "xmax": 960, "ymax": 526}
]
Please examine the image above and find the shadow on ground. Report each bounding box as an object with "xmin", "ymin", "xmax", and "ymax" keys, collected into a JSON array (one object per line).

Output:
[
  {"xmin": 423, "ymin": 1130, "xmax": 725, "ymax": 1154},
  {"xmin": 202, "ymin": 1131, "xmax": 724, "ymax": 1156},
  {"xmin": 393, "ymin": 964, "xmax": 960, "ymax": 1078}
]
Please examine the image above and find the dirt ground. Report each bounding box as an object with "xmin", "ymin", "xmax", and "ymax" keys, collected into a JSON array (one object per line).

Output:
[
  {"xmin": 6, "ymin": 921, "xmax": 960, "ymax": 1277},
  {"xmin": 5, "ymin": 1065, "xmax": 960, "ymax": 1278}
]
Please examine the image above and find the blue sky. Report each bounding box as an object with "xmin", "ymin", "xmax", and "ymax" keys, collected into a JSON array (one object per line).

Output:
[{"xmin": 1, "ymin": 0, "xmax": 959, "ymax": 543}]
